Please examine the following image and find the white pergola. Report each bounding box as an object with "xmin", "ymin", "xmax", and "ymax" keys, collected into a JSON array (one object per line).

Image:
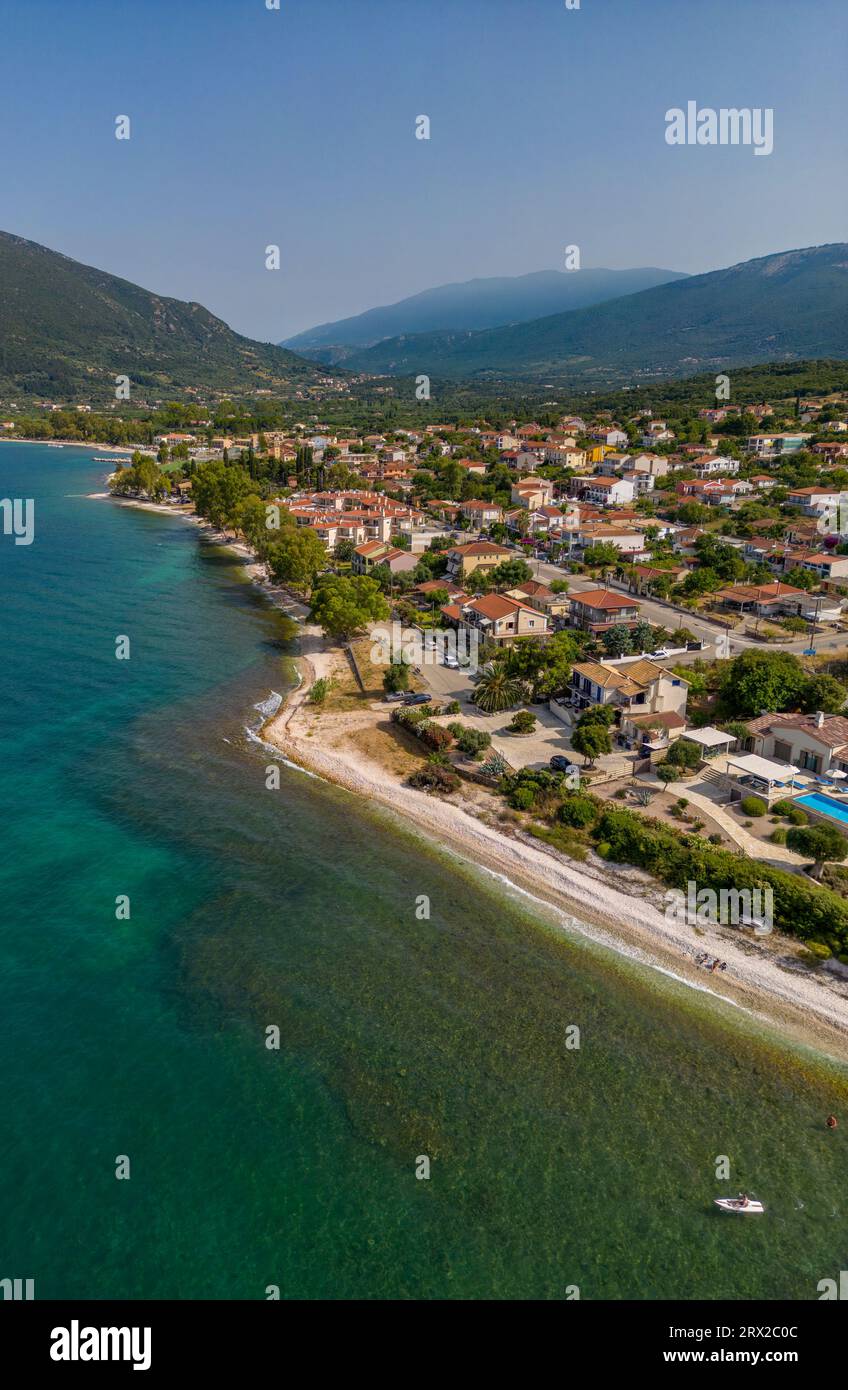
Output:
[
  {"xmin": 681, "ymin": 726, "xmax": 737, "ymax": 757},
  {"xmin": 724, "ymin": 752, "xmax": 801, "ymax": 799}
]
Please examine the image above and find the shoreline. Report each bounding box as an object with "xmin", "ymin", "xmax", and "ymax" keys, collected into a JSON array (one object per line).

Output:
[
  {"xmin": 261, "ymin": 636, "xmax": 848, "ymax": 1065},
  {"xmin": 2, "ymin": 437, "xmax": 140, "ymax": 452},
  {"xmin": 85, "ymin": 476, "xmax": 848, "ymax": 1063}
]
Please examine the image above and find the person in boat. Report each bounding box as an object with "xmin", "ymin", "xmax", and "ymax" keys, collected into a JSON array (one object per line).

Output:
[
  {"xmin": 827, "ymin": 1114, "xmax": 838, "ymax": 1130},
  {"xmin": 737, "ymin": 1193, "xmax": 750, "ymax": 1208}
]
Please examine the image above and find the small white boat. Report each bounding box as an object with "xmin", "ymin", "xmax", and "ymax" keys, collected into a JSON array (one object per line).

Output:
[{"xmin": 714, "ymin": 1197, "xmax": 764, "ymax": 1214}]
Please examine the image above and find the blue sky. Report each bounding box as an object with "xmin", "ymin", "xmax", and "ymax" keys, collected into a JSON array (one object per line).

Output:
[{"xmin": 0, "ymin": 0, "xmax": 845, "ymax": 341}]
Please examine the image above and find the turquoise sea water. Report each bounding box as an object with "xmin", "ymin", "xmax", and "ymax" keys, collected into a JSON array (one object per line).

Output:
[{"xmin": 1, "ymin": 442, "xmax": 847, "ymax": 1301}]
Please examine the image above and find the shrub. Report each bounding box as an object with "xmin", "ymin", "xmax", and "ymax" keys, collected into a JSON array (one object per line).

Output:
[
  {"xmin": 510, "ymin": 786, "xmax": 536, "ymax": 811},
  {"xmin": 786, "ymin": 806, "xmax": 808, "ymax": 826},
  {"xmin": 509, "ymin": 710, "xmax": 537, "ymax": 734},
  {"xmin": 771, "ymin": 827, "xmax": 788, "ymax": 844},
  {"xmin": 708, "ymin": 833, "xmax": 723, "ymax": 845},
  {"xmin": 310, "ymin": 678, "xmax": 329, "ymax": 705},
  {"xmin": 595, "ymin": 841, "xmax": 611, "ymax": 859},
  {"xmin": 420, "ymin": 723, "xmax": 454, "ymax": 751},
  {"xmin": 772, "ymin": 799, "xmax": 794, "ymax": 817},
  {"xmin": 456, "ymin": 727, "xmax": 492, "ymax": 758},
  {"xmin": 383, "ymin": 660, "xmax": 411, "ymax": 694},
  {"xmin": 480, "ymin": 751, "xmax": 508, "ymax": 779},
  {"xmin": 408, "ymin": 764, "xmax": 460, "ymax": 794},
  {"xmin": 740, "ymin": 796, "xmax": 767, "ymax": 817},
  {"xmin": 804, "ymin": 941, "xmax": 832, "ymax": 961},
  {"xmin": 445, "ymin": 700, "xmax": 461, "ymax": 715},
  {"xmin": 447, "ymin": 722, "xmax": 464, "ymax": 738},
  {"xmin": 666, "ymin": 740, "xmax": 701, "ymax": 770},
  {"xmin": 557, "ymin": 795, "xmax": 598, "ymax": 829}
]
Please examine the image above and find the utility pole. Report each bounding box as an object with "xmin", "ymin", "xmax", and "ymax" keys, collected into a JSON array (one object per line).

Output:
[{"xmin": 803, "ymin": 594, "xmax": 822, "ymax": 657}]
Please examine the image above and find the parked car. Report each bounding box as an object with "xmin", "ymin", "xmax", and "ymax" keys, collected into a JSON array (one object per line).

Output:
[
  {"xmin": 686, "ymin": 640, "xmax": 703, "ymax": 651},
  {"xmin": 403, "ymin": 692, "xmax": 432, "ymax": 706},
  {"xmin": 384, "ymin": 691, "xmax": 407, "ymax": 702},
  {"xmin": 550, "ymin": 755, "xmax": 576, "ymax": 774},
  {"xmin": 648, "ymin": 647, "xmax": 671, "ymax": 659},
  {"xmin": 442, "ymin": 655, "xmax": 460, "ymax": 669}
]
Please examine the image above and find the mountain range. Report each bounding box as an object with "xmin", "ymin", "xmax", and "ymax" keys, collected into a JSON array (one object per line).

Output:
[
  {"xmin": 2, "ymin": 233, "xmax": 847, "ymax": 404},
  {"xmin": 281, "ymin": 266, "xmax": 687, "ymax": 363},
  {"xmin": 0, "ymin": 231, "xmax": 327, "ymax": 402},
  {"xmin": 333, "ymin": 244, "xmax": 848, "ymax": 385}
]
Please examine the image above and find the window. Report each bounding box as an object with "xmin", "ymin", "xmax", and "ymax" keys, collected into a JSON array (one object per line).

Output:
[
  {"xmin": 799, "ymin": 750, "xmax": 821, "ymax": 773},
  {"xmin": 671, "ymin": 679, "xmax": 681, "ymax": 687},
  {"xmin": 773, "ymin": 740, "xmax": 792, "ymax": 762}
]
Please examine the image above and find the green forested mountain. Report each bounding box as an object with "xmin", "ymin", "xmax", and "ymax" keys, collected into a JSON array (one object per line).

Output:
[
  {"xmin": 281, "ymin": 266, "xmax": 687, "ymax": 361},
  {"xmin": 339, "ymin": 245, "xmax": 848, "ymax": 384},
  {"xmin": 0, "ymin": 230, "xmax": 328, "ymax": 402}
]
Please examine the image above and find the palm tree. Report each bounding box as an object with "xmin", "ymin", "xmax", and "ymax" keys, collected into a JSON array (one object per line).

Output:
[{"xmin": 472, "ymin": 662, "xmax": 523, "ymax": 713}]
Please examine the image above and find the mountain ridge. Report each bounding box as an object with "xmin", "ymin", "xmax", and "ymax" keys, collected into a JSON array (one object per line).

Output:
[
  {"xmin": 281, "ymin": 265, "xmax": 688, "ymax": 362},
  {"xmin": 0, "ymin": 230, "xmax": 329, "ymax": 402},
  {"xmin": 337, "ymin": 244, "xmax": 848, "ymax": 385}
]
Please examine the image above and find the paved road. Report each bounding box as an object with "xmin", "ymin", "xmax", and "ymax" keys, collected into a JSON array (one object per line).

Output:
[{"xmin": 526, "ymin": 556, "xmax": 848, "ymax": 660}]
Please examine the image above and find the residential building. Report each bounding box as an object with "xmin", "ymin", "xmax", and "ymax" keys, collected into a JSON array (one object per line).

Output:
[
  {"xmin": 747, "ymin": 433, "xmax": 812, "ymax": 458},
  {"xmin": 744, "ymin": 712, "xmax": 848, "ymax": 777},
  {"xmin": 445, "ymin": 541, "xmax": 512, "ymax": 581},
  {"xmin": 459, "ymin": 499, "xmax": 503, "ymax": 527},
  {"xmin": 562, "ymin": 656, "xmax": 689, "ymax": 718},
  {"xmin": 569, "ymin": 588, "xmax": 641, "ymax": 632},
  {"xmin": 575, "ymin": 475, "xmax": 635, "ymax": 507},
  {"xmin": 351, "ymin": 541, "xmax": 417, "ymax": 576},
  {"xmin": 453, "ymin": 593, "xmax": 549, "ymax": 646}
]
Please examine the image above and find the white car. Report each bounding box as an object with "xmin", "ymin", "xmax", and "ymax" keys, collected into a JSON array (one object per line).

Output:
[
  {"xmin": 648, "ymin": 647, "xmax": 671, "ymax": 660},
  {"xmin": 443, "ymin": 656, "xmax": 460, "ymax": 669}
]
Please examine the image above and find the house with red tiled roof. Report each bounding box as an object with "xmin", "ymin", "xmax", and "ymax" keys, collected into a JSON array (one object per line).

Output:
[
  {"xmin": 455, "ymin": 593, "xmax": 549, "ymax": 645},
  {"xmin": 445, "ymin": 540, "xmax": 511, "ymax": 580},
  {"xmin": 744, "ymin": 711, "xmax": 848, "ymax": 776},
  {"xmin": 568, "ymin": 588, "xmax": 641, "ymax": 632}
]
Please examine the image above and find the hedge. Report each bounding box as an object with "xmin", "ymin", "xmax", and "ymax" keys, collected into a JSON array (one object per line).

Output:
[{"xmin": 592, "ymin": 806, "xmax": 848, "ymax": 952}]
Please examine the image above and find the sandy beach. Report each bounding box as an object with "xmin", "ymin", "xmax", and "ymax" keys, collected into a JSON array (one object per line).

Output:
[
  {"xmin": 260, "ymin": 628, "xmax": 848, "ymax": 1062},
  {"xmin": 91, "ymin": 486, "xmax": 848, "ymax": 1060}
]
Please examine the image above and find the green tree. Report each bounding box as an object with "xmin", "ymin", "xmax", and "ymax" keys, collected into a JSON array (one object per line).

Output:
[
  {"xmin": 719, "ymin": 650, "xmax": 807, "ymax": 718},
  {"xmin": 630, "ymin": 619, "xmax": 654, "ymax": 653},
  {"xmin": 799, "ymin": 674, "xmax": 848, "ymax": 715},
  {"xmin": 310, "ymin": 575, "xmax": 389, "ymax": 640},
  {"xmin": 572, "ymin": 721, "xmax": 612, "ymax": 765},
  {"xmin": 489, "ymin": 557, "xmax": 533, "ymax": 589},
  {"xmin": 472, "ymin": 662, "xmax": 524, "ymax": 713},
  {"xmin": 602, "ymin": 625, "xmax": 633, "ymax": 658},
  {"xmin": 267, "ymin": 527, "xmax": 328, "ymax": 594},
  {"xmin": 786, "ymin": 824, "xmax": 848, "ymax": 880}
]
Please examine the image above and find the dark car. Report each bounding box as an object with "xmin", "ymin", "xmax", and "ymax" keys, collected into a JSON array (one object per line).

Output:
[
  {"xmin": 550, "ymin": 755, "xmax": 576, "ymax": 773},
  {"xmin": 403, "ymin": 692, "xmax": 432, "ymax": 706}
]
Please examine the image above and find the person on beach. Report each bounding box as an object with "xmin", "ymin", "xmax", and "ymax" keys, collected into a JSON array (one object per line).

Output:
[
  {"xmin": 827, "ymin": 1114, "xmax": 838, "ymax": 1130},
  {"xmin": 711, "ymin": 959, "xmax": 720, "ymax": 973}
]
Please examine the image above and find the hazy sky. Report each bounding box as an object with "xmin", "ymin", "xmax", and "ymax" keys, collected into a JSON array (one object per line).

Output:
[{"xmin": 1, "ymin": 0, "xmax": 846, "ymax": 341}]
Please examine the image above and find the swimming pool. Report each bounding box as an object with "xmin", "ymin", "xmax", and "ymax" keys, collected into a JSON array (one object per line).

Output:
[{"xmin": 794, "ymin": 791, "xmax": 848, "ymax": 824}]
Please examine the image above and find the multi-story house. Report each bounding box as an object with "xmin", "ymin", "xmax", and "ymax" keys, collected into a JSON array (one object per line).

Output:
[
  {"xmin": 747, "ymin": 433, "xmax": 813, "ymax": 459},
  {"xmin": 445, "ymin": 541, "xmax": 512, "ymax": 581},
  {"xmin": 560, "ymin": 656, "xmax": 689, "ymax": 719},
  {"xmin": 451, "ymin": 594, "xmax": 549, "ymax": 646},
  {"xmin": 569, "ymin": 588, "xmax": 641, "ymax": 632}
]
